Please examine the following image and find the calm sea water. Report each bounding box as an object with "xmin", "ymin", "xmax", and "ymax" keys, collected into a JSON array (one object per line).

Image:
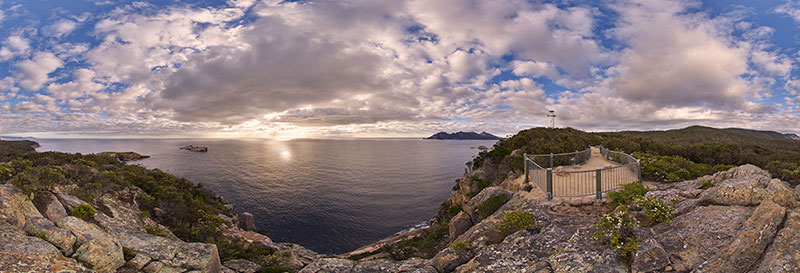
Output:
[{"xmin": 35, "ymin": 138, "xmax": 496, "ymax": 254}]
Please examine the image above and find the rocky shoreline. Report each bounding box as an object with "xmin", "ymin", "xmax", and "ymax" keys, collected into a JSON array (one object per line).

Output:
[{"xmin": 3, "ymin": 138, "xmax": 800, "ymax": 273}]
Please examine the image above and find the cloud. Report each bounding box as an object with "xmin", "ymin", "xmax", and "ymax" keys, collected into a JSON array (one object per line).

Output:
[
  {"xmin": 775, "ymin": 1, "xmax": 800, "ymax": 23},
  {"xmin": 14, "ymin": 52, "xmax": 63, "ymax": 91},
  {"xmin": 43, "ymin": 19, "xmax": 79, "ymax": 38},
  {"xmin": 0, "ymin": 35, "xmax": 31, "ymax": 61}
]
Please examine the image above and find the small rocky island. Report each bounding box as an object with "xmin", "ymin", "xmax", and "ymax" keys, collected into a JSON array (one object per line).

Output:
[
  {"xmin": 98, "ymin": 152, "xmax": 150, "ymax": 161},
  {"xmin": 425, "ymin": 131, "xmax": 502, "ymax": 140},
  {"xmin": 179, "ymin": 145, "xmax": 208, "ymax": 152}
]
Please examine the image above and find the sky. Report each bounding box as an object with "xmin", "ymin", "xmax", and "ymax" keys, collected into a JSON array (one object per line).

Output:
[{"xmin": 0, "ymin": 0, "xmax": 799, "ymax": 139}]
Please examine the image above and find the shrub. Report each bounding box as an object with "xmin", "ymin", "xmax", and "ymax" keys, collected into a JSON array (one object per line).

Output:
[
  {"xmin": 0, "ymin": 162, "xmax": 14, "ymax": 181},
  {"xmin": 608, "ymin": 182, "xmax": 648, "ymax": 207},
  {"xmin": 37, "ymin": 232, "xmax": 47, "ymax": 240},
  {"xmin": 449, "ymin": 241, "xmax": 469, "ymax": 253},
  {"xmin": 72, "ymin": 204, "xmax": 96, "ymax": 220},
  {"xmin": 144, "ymin": 224, "xmax": 172, "ymax": 237},
  {"xmin": 593, "ymin": 206, "xmax": 639, "ymax": 264},
  {"xmin": 698, "ymin": 179, "xmax": 714, "ymax": 189},
  {"xmin": 10, "ymin": 166, "xmax": 65, "ymax": 194},
  {"xmin": 467, "ymin": 176, "xmax": 490, "ymax": 197},
  {"xmin": 477, "ymin": 194, "xmax": 509, "ymax": 217},
  {"xmin": 122, "ymin": 247, "xmax": 136, "ymax": 261},
  {"xmin": 496, "ymin": 210, "xmax": 535, "ymax": 235},
  {"xmin": 632, "ymin": 196, "xmax": 674, "ymax": 224}
]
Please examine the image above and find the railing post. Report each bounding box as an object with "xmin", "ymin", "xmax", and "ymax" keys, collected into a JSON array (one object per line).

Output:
[
  {"xmin": 637, "ymin": 159, "xmax": 642, "ymax": 183},
  {"xmin": 523, "ymin": 153, "xmax": 529, "ymax": 184},
  {"xmin": 549, "ymin": 153, "xmax": 553, "ymax": 168},
  {"xmin": 546, "ymin": 168, "xmax": 553, "ymax": 200},
  {"xmin": 596, "ymin": 169, "xmax": 602, "ymax": 200}
]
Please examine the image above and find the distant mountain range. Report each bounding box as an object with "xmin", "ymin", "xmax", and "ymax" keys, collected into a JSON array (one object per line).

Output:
[{"xmin": 424, "ymin": 131, "xmax": 502, "ymax": 140}]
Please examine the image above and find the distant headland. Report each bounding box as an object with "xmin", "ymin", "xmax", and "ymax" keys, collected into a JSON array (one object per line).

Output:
[{"xmin": 424, "ymin": 131, "xmax": 502, "ymax": 140}]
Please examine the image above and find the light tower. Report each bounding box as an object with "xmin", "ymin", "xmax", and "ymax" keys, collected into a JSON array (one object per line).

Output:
[{"xmin": 547, "ymin": 110, "xmax": 556, "ymax": 128}]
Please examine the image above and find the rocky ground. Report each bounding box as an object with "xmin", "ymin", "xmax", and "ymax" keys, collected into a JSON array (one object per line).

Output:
[{"xmin": 2, "ymin": 163, "xmax": 799, "ymax": 273}]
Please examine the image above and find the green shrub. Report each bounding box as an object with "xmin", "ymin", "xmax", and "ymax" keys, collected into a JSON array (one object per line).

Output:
[
  {"xmin": 698, "ymin": 179, "xmax": 714, "ymax": 189},
  {"xmin": 467, "ymin": 176, "xmax": 490, "ymax": 197},
  {"xmin": 260, "ymin": 266, "xmax": 292, "ymax": 273},
  {"xmin": 122, "ymin": 247, "xmax": 136, "ymax": 261},
  {"xmin": 10, "ymin": 166, "xmax": 65, "ymax": 194},
  {"xmin": 477, "ymin": 194, "xmax": 509, "ymax": 217},
  {"xmin": 593, "ymin": 206, "xmax": 639, "ymax": 264},
  {"xmin": 496, "ymin": 210, "xmax": 535, "ymax": 235},
  {"xmin": 608, "ymin": 182, "xmax": 648, "ymax": 207},
  {"xmin": 449, "ymin": 241, "xmax": 469, "ymax": 253},
  {"xmin": 37, "ymin": 232, "xmax": 47, "ymax": 240},
  {"xmin": 144, "ymin": 224, "xmax": 172, "ymax": 237},
  {"xmin": 72, "ymin": 204, "xmax": 96, "ymax": 220},
  {"xmin": 632, "ymin": 196, "xmax": 674, "ymax": 224},
  {"xmin": 0, "ymin": 162, "xmax": 14, "ymax": 181}
]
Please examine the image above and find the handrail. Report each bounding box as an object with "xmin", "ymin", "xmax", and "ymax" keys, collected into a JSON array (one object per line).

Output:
[{"xmin": 523, "ymin": 146, "xmax": 641, "ymax": 200}]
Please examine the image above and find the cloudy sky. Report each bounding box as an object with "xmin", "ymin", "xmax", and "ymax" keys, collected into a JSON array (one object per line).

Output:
[{"xmin": 0, "ymin": 0, "xmax": 799, "ymax": 138}]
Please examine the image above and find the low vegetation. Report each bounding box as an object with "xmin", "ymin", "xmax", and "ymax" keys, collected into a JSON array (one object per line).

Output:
[
  {"xmin": 468, "ymin": 126, "xmax": 800, "ymax": 185},
  {"xmin": 607, "ymin": 182, "xmax": 649, "ymax": 208},
  {"xmin": 495, "ymin": 210, "xmax": 535, "ymax": 235},
  {"xmin": 448, "ymin": 241, "xmax": 469, "ymax": 253},
  {"xmin": 476, "ymin": 194, "xmax": 509, "ymax": 217},
  {"xmin": 0, "ymin": 140, "xmax": 289, "ymax": 272},
  {"xmin": 72, "ymin": 204, "xmax": 96, "ymax": 220}
]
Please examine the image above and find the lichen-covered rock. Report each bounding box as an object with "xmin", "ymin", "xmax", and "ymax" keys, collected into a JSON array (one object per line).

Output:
[
  {"xmin": 0, "ymin": 184, "xmax": 44, "ymax": 227},
  {"xmin": 142, "ymin": 261, "xmax": 163, "ymax": 273},
  {"xmin": 32, "ymin": 191, "xmax": 67, "ymax": 221},
  {"xmin": 23, "ymin": 216, "xmax": 76, "ymax": 256},
  {"xmin": 431, "ymin": 246, "xmax": 475, "ymax": 273},
  {"xmin": 698, "ymin": 200, "xmax": 785, "ymax": 273},
  {"xmin": 167, "ymin": 242, "xmax": 221, "ymax": 272},
  {"xmin": 56, "ymin": 216, "xmax": 125, "ymax": 272},
  {"xmin": 53, "ymin": 188, "xmax": 89, "ymax": 214},
  {"xmin": 699, "ymin": 166, "xmax": 795, "ymax": 207},
  {"xmin": 448, "ymin": 211, "xmax": 472, "ymax": 240},
  {"xmin": 755, "ymin": 210, "xmax": 800, "ymax": 272},
  {"xmin": 463, "ymin": 187, "xmax": 512, "ymax": 223},
  {"xmin": 239, "ymin": 212, "xmax": 255, "ymax": 231},
  {"xmin": 653, "ymin": 205, "xmax": 752, "ymax": 271},
  {"xmin": 223, "ymin": 259, "xmax": 262, "ymax": 273},
  {"xmin": 454, "ymin": 230, "xmax": 538, "ymax": 273},
  {"xmin": 349, "ymin": 258, "xmax": 436, "ymax": 273},
  {"xmin": 299, "ymin": 258, "xmax": 356, "ymax": 273},
  {"xmin": 127, "ymin": 253, "xmax": 152, "ymax": 271},
  {"xmin": 545, "ymin": 251, "xmax": 626, "ymax": 273},
  {"xmin": 0, "ymin": 221, "xmax": 88, "ymax": 272},
  {"xmin": 631, "ymin": 238, "xmax": 669, "ymax": 273}
]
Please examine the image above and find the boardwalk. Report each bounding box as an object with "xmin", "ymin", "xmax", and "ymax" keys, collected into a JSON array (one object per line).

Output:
[{"xmin": 531, "ymin": 147, "xmax": 639, "ymax": 198}]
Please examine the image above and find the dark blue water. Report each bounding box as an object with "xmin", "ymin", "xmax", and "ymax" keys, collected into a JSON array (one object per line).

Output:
[{"xmin": 36, "ymin": 138, "xmax": 496, "ymax": 254}]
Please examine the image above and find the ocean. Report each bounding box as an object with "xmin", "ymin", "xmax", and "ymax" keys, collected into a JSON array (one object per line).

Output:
[{"xmin": 35, "ymin": 138, "xmax": 496, "ymax": 254}]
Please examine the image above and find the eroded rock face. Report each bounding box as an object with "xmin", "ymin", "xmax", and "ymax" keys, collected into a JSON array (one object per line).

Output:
[
  {"xmin": 239, "ymin": 212, "xmax": 255, "ymax": 231},
  {"xmin": 0, "ymin": 184, "xmax": 44, "ymax": 227},
  {"xmin": 631, "ymin": 238, "xmax": 669, "ymax": 273},
  {"xmin": 463, "ymin": 187, "xmax": 512, "ymax": 223},
  {"xmin": 756, "ymin": 210, "xmax": 800, "ymax": 273},
  {"xmin": 448, "ymin": 211, "xmax": 472, "ymax": 240},
  {"xmin": 0, "ymin": 220, "xmax": 88, "ymax": 272},
  {"xmin": 53, "ymin": 188, "xmax": 89, "ymax": 214},
  {"xmin": 454, "ymin": 230, "xmax": 539, "ymax": 273},
  {"xmin": 32, "ymin": 191, "xmax": 67, "ymax": 221},
  {"xmin": 698, "ymin": 200, "xmax": 786, "ymax": 273},
  {"xmin": 299, "ymin": 258, "xmax": 356, "ymax": 273},
  {"xmin": 700, "ymin": 175, "xmax": 795, "ymax": 207},
  {"xmin": 55, "ymin": 216, "xmax": 125, "ymax": 272},
  {"xmin": 223, "ymin": 259, "xmax": 263, "ymax": 273},
  {"xmin": 23, "ymin": 217, "xmax": 76, "ymax": 256}
]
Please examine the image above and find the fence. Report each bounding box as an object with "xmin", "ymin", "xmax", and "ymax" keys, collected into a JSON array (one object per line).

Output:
[{"xmin": 524, "ymin": 147, "xmax": 641, "ymax": 200}]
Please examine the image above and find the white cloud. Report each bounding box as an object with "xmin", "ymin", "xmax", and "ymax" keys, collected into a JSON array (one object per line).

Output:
[
  {"xmin": 0, "ymin": 35, "xmax": 31, "ymax": 61},
  {"xmin": 14, "ymin": 52, "xmax": 64, "ymax": 91},
  {"xmin": 43, "ymin": 19, "xmax": 79, "ymax": 38},
  {"xmin": 775, "ymin": 1, "xmax": 800, "ymax": 23}
]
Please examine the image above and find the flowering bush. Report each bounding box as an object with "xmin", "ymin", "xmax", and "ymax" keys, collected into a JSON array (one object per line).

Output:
[
  {"xmin": 632, "ymin": 196, "xmax": 674, "ymax": 224},
  {"xmin": 593, "ymin": 206, "xmax": 639, "ymax": 264}
]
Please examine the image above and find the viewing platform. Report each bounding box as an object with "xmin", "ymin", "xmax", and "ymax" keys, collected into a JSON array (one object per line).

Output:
[{"xmin": 524, "ymin": 146, "xmax": 641, "ymax": 200}]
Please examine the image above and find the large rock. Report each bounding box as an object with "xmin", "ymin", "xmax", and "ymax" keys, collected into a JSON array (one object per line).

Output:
[
  {"xmin": 448, "ymin": 211, "xmax": 472, "ymax": 240},
  {"xmin": 699, "ymin": 165, "xmax": 795, "ymax": 207},
  {"xmin": 350, "ymin": 258, "xmax": 436, "ymax": 273},
  {"xmin": 463, "ymin": 187, "xmax": 512, "ymax": 224},
  {"xmin": 0, "ymin": 220, "xmax": 87, "ymax": 272},
  {"xmin": 298, "ymin": 258, "xmax": 356, "ymax": 273},
  {"xmin": 0, "ymin": 184, "xmax": 44, "ymax": 227},
  {"xmin": 23, "ymin": 216, "xmax": 77, "ymax": 256},
  {"xmin": 545, "ymin": 251, "xmax": 627, "ymax": 273},
  {"xmin": 454, "ymin": 230, "xmax": 540, "ymax": 273},
  {"xmin": 167, "ymin": 242, "xmax": 221, "ymax": 272},
  {"xmin": 755, "ymin": 210, "xmax": 800, "ymax": 272},
  {"xmin": 239, "ymin": 212, "xmax": 255, "ymax": 231},
  {"xmin": 223, "ymin": 259, "xmax": 263, "ymax": 273},
  {"xmin": 631, "ymin": 238, "xmax": 669, "ymax": 273},
  {"xmin": 431, "ymin": 247, "xmax": 474, "ymax": 273},
  {"xmin": 32, "ymin": 191, "xmax": 68, "ymax": 221},
  {"xmin": 56, "ymin": 216, "xmax": 125, "ymax": 272},
  {"xmin": 652, "ymin": 205, "xmax": 752, "ymax": 271},
  {"xmin": 698, "ymin": 200, "xmax": 785, "ymax": 273},
  {"xmin": 127, "ymin": 253, "xmax": 152, "ymax": 271}
]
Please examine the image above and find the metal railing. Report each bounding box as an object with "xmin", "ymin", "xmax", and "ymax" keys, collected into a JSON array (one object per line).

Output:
[
  {"xmin": 525, "ymin": 148, "xmax": 592, "ymax": 169},
  {"xmin": 524, "ymin": 147, "xmax": 641, "ymax": 200}
]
